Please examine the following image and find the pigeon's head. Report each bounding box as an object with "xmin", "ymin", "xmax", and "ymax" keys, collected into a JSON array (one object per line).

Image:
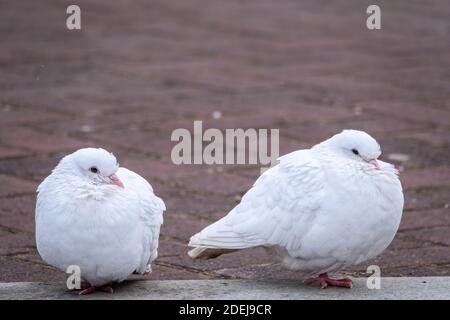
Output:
[
  {"xmin": 324, "ymin": 130, "xmax": 382, "ymax": 169},
  {"xmin": 56, "ymin": 148, "xmax": 124, "ymax": 188}
]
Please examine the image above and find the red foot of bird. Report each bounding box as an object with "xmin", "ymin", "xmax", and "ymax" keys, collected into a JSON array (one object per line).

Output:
[
  {"xmin": 304, "ymin": 273, "xmax": 353, "ymax": 289},
  {"xmin": 99, "ymin": 285, "xmax": 114, "ymax": 294},
  {"xmin": 79, "ymin": 285, "xmax": 96, "ymax": 295},
  {"xmin": 79, "ymin": 284, "xmax": 114, "ymax": 295},
  {"xmin": 67, "ymin": 283, "xmax": 114, "ymax": 295}
]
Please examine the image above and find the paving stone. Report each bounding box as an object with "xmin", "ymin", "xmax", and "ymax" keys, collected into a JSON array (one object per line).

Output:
[
  {"xmin": 148, "ymin": 263, "xmax": 216, "ymax": 280},
  {"xmin": 160, "ymin": 247, "xmax": 274, "ymax": 272},
  {"xmin": 157, "ymin": 240, "xmax": 188, "ymax": 258},
  {"xmin": 398, "ymin": 130, "xmax": 450, "ymax": 148},
  {"xmin": 2, "ymin": 277, "xmax": 450, "ymax": 300},
  {"xmin": 0, "ymin": 256, "xmax": 66, "ymax": 283},
  {"xmin": 382, "ymin": 138, "xmax": 450, "ymax": 169},
  {"xmin": 215, "ymin": 263, "xmax": 303, "ymax": 280},
  {"xmin": 0, "ymin": 153, "xmax": 63, "ymax": 182},
  {"xmin": 0, "ymin": 103, "xmax": 66, "ymax": 127},
  {"xmin": 174, "ymin": 172, "xmax": 254, "ymax": 196},
  {"xmin": 161, "ymin": 214, "xmax": 212, "ymax": 242},
  {"xmin": 399, "ymin": 208, "xmax": 450, "ymax": 231},
  {"xmin": 0, "ymin": 126, "xmax": 87, "ymax": 154},
  {"xmin": 0, "ymin": 232, "xmax": 36, "ymax": 255},
  {"xmin": 363, "ymin": 102, "xmax": 450, "ymax": 127},
  {"xmin": 404, "ymin": 188, "xmax": 450, "ymax": 211},
  {"xmin": 281, "ymin": 116, "xmax": 428, "ymax": 144},
  {"xmin": 402, "ymin": 227, "xmax": 450, "ymax": 247},
  {"xmin": 0, "ymin": 174, "xmax": 37, "ymax": 197},
  {"xmin": 0, "ymin": 145, "xmax": 29, "ymax": 158},
  {"xmin": 401, "ymin": 167, "xmax": 450, "ymax": 189},
  {"xmin": 386, "ymin": 234, "xmax": 434, "ymax": 251},
  {"xmin": 363, "ymin": 246, "xmax": 450, "ymax": 270}
]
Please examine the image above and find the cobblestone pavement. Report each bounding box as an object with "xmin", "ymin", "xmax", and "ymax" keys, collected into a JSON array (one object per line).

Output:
[{"xmin": 0, "ymin": 0, "xmax": 449, "ymax": 282}]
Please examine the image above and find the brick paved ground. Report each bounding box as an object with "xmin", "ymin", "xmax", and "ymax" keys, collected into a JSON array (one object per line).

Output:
[{"xmin": 0, "ymin": 0, "xmax": 449, "ymax": 282}]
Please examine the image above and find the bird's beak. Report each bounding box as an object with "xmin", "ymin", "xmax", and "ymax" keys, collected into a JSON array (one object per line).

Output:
[
  {"xmin": 109, "ymin": 174, "xmax": 124, "ymax": 188},
  {"xmin": 367, "ymin": 159, "xmax": 380, "ymax": 170}
]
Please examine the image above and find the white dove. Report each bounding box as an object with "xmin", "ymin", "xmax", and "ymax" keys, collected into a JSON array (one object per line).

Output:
[
  {"xmin": 188, "ymin": 130, "xmax": 404, "ymax": 288},
  {"xmin": 36, "ymin": 148, "xmax": 165, "ymax": 294}
]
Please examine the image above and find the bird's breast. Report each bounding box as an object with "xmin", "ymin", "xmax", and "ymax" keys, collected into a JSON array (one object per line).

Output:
[{"xmin": 36, "ymin": 184, "xmax": 144, "ymax": 281}]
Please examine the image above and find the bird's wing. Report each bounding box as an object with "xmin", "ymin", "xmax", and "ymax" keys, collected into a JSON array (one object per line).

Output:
[
  {"xmin": 189, "ymin": 149, "xmax": 326, "ymax": 255},
  {"xmin": 117, "ymin": 168, "xmax": 165, "ymax": 273}
]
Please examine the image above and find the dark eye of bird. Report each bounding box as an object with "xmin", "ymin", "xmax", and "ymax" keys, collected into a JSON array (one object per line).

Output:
[
  {"xmin": 89, "ymin": 167, "xmax": 99, "ymax": 173},
  {"xmin": 352, "ymin": 149, "xmax": 359, "ymax": 155}
]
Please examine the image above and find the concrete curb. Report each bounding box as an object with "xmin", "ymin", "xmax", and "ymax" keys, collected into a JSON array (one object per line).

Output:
[{"xmin": 0, "ymin": 277, "xmax": 449, "ymax": 300}]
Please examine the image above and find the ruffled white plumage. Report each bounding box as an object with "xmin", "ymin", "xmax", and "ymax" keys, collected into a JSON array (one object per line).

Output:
[
  {"xmin": 189, "ymin": 133, "xmax": 404, "ymax": 276},
  {"xmin": 36, "ymin": 159, "xmax": 165, "ymax": 286},
  {"xmin": 116, "ymin": 168, "xmax": 165, "ymax": 274}
]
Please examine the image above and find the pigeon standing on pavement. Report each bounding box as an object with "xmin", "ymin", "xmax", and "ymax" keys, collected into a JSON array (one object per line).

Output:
[
  {"xmin": 188, "ymin": 130, "xmax": 404, "ymax": 288},
  {"xmin": 36, "ymin": 148, "xmax": 165, "ymax": 294}
]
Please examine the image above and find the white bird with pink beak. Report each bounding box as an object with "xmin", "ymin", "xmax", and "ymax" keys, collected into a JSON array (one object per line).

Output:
[
  {"xmin": 35, "ymin": 148, "xmax": 165, "ymax": 294},
  {"xmin": 188, "ymin": 130, "xmax": 404, "ymax": 289}
]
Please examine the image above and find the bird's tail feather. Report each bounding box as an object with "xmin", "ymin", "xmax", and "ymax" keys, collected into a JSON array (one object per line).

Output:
[
  {"xmin": 187, "ymin": 247, "xmax": 236, "ymax": 260},
  {"xmin": 188, "ymin": 216, "xmax": 258, "ymax": 260}
]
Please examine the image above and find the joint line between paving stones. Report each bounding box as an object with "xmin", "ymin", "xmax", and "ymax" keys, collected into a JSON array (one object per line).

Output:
[{"xmin": 154, "ymin": 260, "xmax": 238, "ymax": 279}]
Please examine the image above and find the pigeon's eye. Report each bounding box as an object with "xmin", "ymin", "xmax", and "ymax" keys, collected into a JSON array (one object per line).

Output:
[
  {"xmin": 352, "ymin": 149, "xmax": 359, "ymax": 155},
  {"xmin": 89, "ymin": 167, "xmax": 99, "ymax": 174}
]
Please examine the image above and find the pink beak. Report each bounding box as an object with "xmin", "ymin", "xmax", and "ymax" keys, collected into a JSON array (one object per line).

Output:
[
  {"xmin": 109, "ymin": 174, "xmax": 124, "ymax": 188},
  {"xmin": 368, "ymin": 159, "xmax": 380, "ymax": 170}
]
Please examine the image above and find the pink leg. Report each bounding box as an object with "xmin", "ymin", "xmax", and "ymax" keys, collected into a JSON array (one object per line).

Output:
[
  {"xmin": 78, "ymin": 284, "xmax": 114, "ymax": 295},
  {"xmin": 69, "ymin": 282, "xmax": 114, "ymax": 295},
  {"xmin": 66, "ymin": 283, "xmax": 92, "ymax": 293},
  {"xmin": 304, "ymin": 273, "xmax": 353, "ymax": 289},
  {"xmin": 79, "ymin": 285, "xmax": 97, "ymax": 295},
  {"xmin": 99, "ymin": 284, "xmax": 114, "ymax": 294}
]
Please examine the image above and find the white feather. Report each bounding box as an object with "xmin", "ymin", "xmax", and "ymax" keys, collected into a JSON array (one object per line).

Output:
[
  {"xmin": 35, "ymin": 148, "xmax": 165, "ymax": 286},
  {"xmin": 189, "ymin": 130, "xmax": 404, "ymax": 275}
]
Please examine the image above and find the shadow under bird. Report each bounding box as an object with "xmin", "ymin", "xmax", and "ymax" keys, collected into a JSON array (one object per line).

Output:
[
  {"xmin": 35, "ymin": 148, "xmax": 166, "ymax": 295},
  {"xmin": 188, "ymin": 130, "xmax": 404, "ymax": 288}
]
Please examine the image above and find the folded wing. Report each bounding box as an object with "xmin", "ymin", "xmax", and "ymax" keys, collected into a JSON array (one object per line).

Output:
[
  {"xmin": 189, "ymin": 150, "xmax": 326, "ymax": 257},
  {"xmin": 117, "ymin": 168, "xmax": 165, "ymax": 273}
]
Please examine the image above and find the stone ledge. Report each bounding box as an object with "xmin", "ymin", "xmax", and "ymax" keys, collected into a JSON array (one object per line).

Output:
[{"xmin": 0, "ymin": 277, "xmax": 449, "ymax": 300}]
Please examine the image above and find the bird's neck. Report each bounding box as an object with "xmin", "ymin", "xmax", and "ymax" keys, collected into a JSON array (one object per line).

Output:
[{"xmin": 50, "ymin": 173, "xmax": 118, "ymax": 201}]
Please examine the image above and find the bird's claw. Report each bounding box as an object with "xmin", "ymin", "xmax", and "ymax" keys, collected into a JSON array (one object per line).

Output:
[
  {"xmin": 304, "ymin": 273, "xmax": 353, "ymax": 289},
  {"xmin": 68, "ymin": 283, "xmax": 114, "ymax": 295}
]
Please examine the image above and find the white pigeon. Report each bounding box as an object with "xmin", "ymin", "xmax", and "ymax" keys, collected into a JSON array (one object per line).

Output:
[
  {"xmin": 188, "ymin": 130, "xmax": 404, "ymax": 288},
  {"xmin": 35, "ymin": 148, "xmax": 166, "ymax": 294}
]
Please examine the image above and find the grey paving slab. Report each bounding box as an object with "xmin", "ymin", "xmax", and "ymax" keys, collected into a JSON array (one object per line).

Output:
[{"xmin": 0, "ymin": 277, "xmax": 449, "ymax": 300}]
